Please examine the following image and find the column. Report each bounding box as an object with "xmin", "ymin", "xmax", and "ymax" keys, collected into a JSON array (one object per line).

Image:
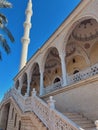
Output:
[
  {"xmin": 40, "ymin": 69, "xmax": 44, "ymax": 96},
  {"xmin": 59, "ymin": 51, "xmax": 67, "ymax": 86},
  {"xmin": 26, "ymin": 77, "xmax": 31, "ymax": 96},
  {"xmin": 95, "ymin": 120, "xmax": 98, "ymax": 130},
  {"xmin": 18, "ymin": 78, "xmax": 22, "ymax": 94}
]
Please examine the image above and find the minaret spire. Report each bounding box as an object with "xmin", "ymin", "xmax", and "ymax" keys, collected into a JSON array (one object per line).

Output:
[{"xmin": 19, "ymin": 0, "xmax": 33, "ymax": 70}]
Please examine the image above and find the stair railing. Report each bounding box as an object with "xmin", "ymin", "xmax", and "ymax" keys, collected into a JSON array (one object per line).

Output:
[
  {"xmin": 31, "ymin": 88, "xmax": 83, "ymax": 130},
  {"xmin": 1, "ymin": 87, "xmax": 84, "ymax": 130}
]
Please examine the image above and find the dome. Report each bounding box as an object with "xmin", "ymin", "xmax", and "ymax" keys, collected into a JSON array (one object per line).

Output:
[{"xmin": 72, "ymin": 19, "xmax": 98, "ymax": 41}]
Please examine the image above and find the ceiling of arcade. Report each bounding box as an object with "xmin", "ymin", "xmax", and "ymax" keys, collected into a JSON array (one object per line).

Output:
[{"xmin": 66, "ymin": 18, "xmax": 98, "ymax": 75}]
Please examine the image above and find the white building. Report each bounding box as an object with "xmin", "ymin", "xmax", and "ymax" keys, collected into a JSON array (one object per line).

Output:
[{"xmin": 0, "ymin": 0, "xmax": 98, "ymax": 130}]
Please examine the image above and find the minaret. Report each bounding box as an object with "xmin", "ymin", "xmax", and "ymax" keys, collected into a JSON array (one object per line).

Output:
[{"xmin": 19, "ymin": 0, "xmax": 33, "ymax": 70}]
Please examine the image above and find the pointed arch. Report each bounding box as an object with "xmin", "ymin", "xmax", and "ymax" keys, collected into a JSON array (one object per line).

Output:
[
  {"xmin": 29, "ymin": 62, "xmax": 40, "ymax": 96},
  {"xmin": 43, "ymin": 47, "xmax": 62, "ymax": 87},
  {"xmin": 21, "ymin": 73, "xmax": 27, "ymax": 96}
]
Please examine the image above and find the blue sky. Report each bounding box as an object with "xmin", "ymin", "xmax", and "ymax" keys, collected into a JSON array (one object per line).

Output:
[{"xmin": 0, "ymin": 0, "xmax": 81, "ymax": 100}]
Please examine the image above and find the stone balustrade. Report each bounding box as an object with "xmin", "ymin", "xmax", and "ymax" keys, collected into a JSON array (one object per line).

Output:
[
  {"xmin": 32, "ymin": 89, "xmax": 82, "ymax": 130},
  {"xmin": 44, "ymin": 81, "xmax": 62, "ymax": 94},
  {"xmin": 43, "ymin": 63, "xmax": 98, "ymax": 94},
  {"xmin": 1, "ymin": 87, "xmax": 82, "ymax": 130},
  {"xmin": 68, "ymin": 63, "xmax": 98, "ymax": 85}
]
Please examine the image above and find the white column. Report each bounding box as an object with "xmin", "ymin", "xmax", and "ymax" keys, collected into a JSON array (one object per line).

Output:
[
  {"xmin": 59, "ymin": 51, "xmax": 67, "ymax": 86},
  {"xmin": 95, "ymin": 120, "xmax": 98, "ymax": 130},
  {"xmin": 40, "ymin": 69, "xmax": 44, "ymax": 96},
  {"xmin": 26, "ymin": 77, "xmax": 31, "ymax": 96},
  {"xmin": 18, "ymin": 78, "xmax": 22, "ymax": 94}
]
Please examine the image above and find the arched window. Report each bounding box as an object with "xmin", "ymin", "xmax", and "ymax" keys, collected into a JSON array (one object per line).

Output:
[
  {"xmin": 11, "ymin": 108, "xmax": 14, "ymax": 119},
  {"xmin": 18, "ymin": 120, "xmax": 21, "ymax": 130},
  {"xmin": 14, "ymin": 113, "xmax": 17, "ymax": 127},
  {"xmin": 53, "ymin": 77, "xmax": 60, "ymax": 83},
  {"xmin": 73, "ymin": 70, "xmax": 79, "ymax": 74}
]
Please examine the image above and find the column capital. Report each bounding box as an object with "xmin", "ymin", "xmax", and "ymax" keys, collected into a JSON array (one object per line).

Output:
[
  {"xmin": 39, "ymin": 67, "xmax": 44, "ymax": 74},
  {"xmin": 59, "ymin": 50, "xmax": 66, "ymax": 59}
]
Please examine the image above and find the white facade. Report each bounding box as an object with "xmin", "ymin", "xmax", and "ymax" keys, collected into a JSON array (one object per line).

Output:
[{"xmin": 0, "ymin": 0, "xmax": 98, "ymax": 130}]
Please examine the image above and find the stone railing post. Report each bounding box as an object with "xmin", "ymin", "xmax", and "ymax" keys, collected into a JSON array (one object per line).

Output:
[
  {"xmin": 24, "ymin": 92, "xmax": 28, "ymax": 99},
  {"xmin": 32, "ymin": 88, "xmax": 37, "ymax": 97},
  {"xmin": 95, "ymin": 120, "xmax": 98, "ymax": 130},
  {"xmin": 47, "ymin": 96, "xmax": 56, "ymax": 109},
  {"xmin": 47, "ymin": 96, "xmax": 56, "ymax": 130}
]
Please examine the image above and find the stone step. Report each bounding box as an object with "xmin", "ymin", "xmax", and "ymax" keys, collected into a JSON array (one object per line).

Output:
[
  {"xmin": 30, "ymin": 113, "xmax": 49, "ymax": 130},
  {"xmin": 63, "ymin": 112, "xmax": 96, "ymax": 130}
]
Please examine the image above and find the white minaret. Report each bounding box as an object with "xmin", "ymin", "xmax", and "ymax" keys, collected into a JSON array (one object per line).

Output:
[{"xmin": 19, "ymin": 0, "xmax": 33, "ymax": 70}]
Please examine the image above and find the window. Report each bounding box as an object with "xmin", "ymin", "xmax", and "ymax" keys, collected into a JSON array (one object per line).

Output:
[
  {"xmin": 54, "ymin": 77, "xmax": 60, "ymax": 83},
  {"xmin": 73, "ymin": 70, "xmax": 79, "ymax": 74}
]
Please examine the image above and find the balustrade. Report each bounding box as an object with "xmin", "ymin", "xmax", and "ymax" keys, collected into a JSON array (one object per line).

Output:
[
  {"xmin": 1, "ymin": 87, "xmax": 83, "ymax": 130},
  {"xmin": 68, "ymin": 63, "xmax": 98, "ymax": 85},
  {"xmin": 44, "ymin": 81, "xmax": 62, "ymax": 94},
  {"xmin": 32, "ymin": 89, "xmax": 81, "ymax": 130}
]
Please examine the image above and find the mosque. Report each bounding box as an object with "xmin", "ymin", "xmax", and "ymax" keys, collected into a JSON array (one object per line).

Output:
[{"xmin": 0, "ymin": 0, "xmax": 98, "ymax": 129}]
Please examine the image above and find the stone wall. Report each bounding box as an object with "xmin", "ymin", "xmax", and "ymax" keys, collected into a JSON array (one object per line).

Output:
[{"xmin": 43, "ymin": 75, "xmax": 98, "ymax": 121}]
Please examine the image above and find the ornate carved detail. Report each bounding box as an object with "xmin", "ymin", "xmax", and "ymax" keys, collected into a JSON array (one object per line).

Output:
[{"xmin": 68, "ymin": 63, "xmax": 98, "ymax": 84}]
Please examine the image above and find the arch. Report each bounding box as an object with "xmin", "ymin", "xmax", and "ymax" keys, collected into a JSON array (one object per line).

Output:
[
  {"xmin": 53, "ymin": 77, "xmax": 61, "ymax": 83},
  {"xmin": 73, "ymin": 70, "xmax": 79, "ymax": 74},
  {"xmin": 29, "ymin": 63, "xmax": 40, "ymax": 96},
  {"xmin": 65, "ymin": 16, "xmax": 98, "ymax": 76},
  {"xmin": 66, "ymin": 42, "xmax": 90, "ymax": 66},
  {"xmin": 64, "ymin": 16, "xmax": 98, "ymax": 50},
  {"xmin": 15, "ymin": 80, "xmax": 19, "ymax": 90},
  {"xmin": 29, "ymin": 61, "xmax": 40, "ymax": 81},
  {"xmin": 42, "ymin": 46, "xmax": 60, "ymax": 70},
  {"xmin": 21, "ymin": 73, "xmax": 28, "ymax": 96},
  {"xmin": 43, "ymin": 47, "xmax": 62, "ymax": 88}
]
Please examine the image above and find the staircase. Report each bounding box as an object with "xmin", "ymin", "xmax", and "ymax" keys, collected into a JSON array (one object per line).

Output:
[
  {"xmin": 29, "ymin": 112, "xmax": 48, "ymax": 130},
  {"xmin": 63, "ymin": 112, "xmax": 96, "ymax": 130},
  {"xmin": 1, "ymin": 87, "xmax": 97, "ymax": 130}
]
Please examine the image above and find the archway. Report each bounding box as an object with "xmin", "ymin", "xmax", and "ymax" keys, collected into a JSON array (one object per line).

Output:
[
  {"xmin": 29, "ymin": 63, "xmax": 40, "ymax": 96},
  {"xmin": 43, "ymin": 47, "xmax": 61, "ymax": 88},
  {"xmin": 0, "ymin": 103, "xmax": 10, "ymax": 130},
  {"xmin": 21, "ymin": 73, "xmax": 27, "ymax": 96},
  {"xmin": 65, "ymin": 18, "xmax": 98, "ymax": 76}
]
